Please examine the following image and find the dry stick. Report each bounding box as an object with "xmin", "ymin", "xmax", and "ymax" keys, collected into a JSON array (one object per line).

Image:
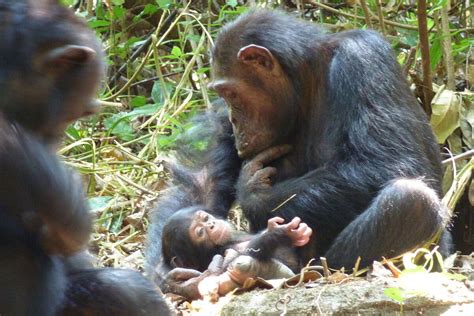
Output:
[
  {"xmin": 359, "ymin": 0, "xmax": 372, "ymax": 28},
  {"xmin": 86, "ymin": 0, "xmax": 93, "ymax": 16},
  {"xmin": 417, "ymin": 0, "xmax": 434, "ymax": 115},
  {"xmin": 375, "ymin": 0, "xmax": 386, "ymax": 35},
  {"xmin": 442, "ymin": 149, "xmax": 474, "ymax": 165},
  {"xmin": 403, "ymin": 47, "xmax": 417, "ymax": 76},
  {"xmin": 307, "ymin": 0, "xmax": 474, "ymax": 33},
  {"xmin": 320, "ymin": 257, "xmax": 330, "ymax": 278},
  {"xmin": 440, "ymin": 5, "xmax": 456, "ymax": 90}
]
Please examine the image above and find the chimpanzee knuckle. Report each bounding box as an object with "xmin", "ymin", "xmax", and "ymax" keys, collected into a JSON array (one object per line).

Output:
[{"xmin": 261, "ymin": 166, "xmax": 277, "ymax": 178}]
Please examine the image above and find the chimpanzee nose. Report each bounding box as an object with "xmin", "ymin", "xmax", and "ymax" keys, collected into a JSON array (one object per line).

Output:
[{"xmin": 206, "ymin": 221, "xmax": 215, "ymax": 230}]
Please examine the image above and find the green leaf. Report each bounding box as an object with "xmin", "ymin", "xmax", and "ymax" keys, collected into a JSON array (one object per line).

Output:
[
  {"xmin": 429, "ymin": 38, "xmax": 442, "ymax": 71},
  {"xmin": 197, "ymin": 67, "xmax": 210, "ymax": 74},
  {"xmin": 113, "ymin": 6, "xmax": 125, "ymax": 19},
  {"xmin": 111, "ymin": 0, "xmax": 125, "ymax": 5},
  {"xmin": 129, "ymin": 104, "xmax": 161, "ymax": 117},
  {"xmin": 61, "ymin": 0, "xmax": 77, "ymax": 5},
  {"xmin": 171, "ymin": 46, "xmax": 183, "ymax": 58},
  {"xmin": 226, "ymin": 0, "xmax": 238, "ymax": 8},
  {"xmin": 88, "ymin": 196, "xmax": 113, "ymax": 212},
  {"xmin": 384, "ymin": 288, "xmax": 405, "ymax": 304},
  {"xmin": 88, "ymin": 20, "xmax": 111, "ymax": 28},
  {"xmin": 430, "ymin": 89, "xmax": 461, "ymax": 144},
  {"xmin": 110, "ymin": 212, "xmax": 124, "ymax": 233},
  {"xmin": 143, "ymin": 4, "xmax": 159, "ymax": 15},
  {"xmin": 151, "ymin": 81, "xmax": 173, "ymax": 105},
  {"xmin": 65, "ymin": 125, "xmax": 81, "ymax": 140},
  {"xmin": 441, "ymin": 272, "xmax": 467, "ymax": 281},
  {"xmin": 104, "ymin": 113, "xmax": 135, "ymax": 141},
  {"xmin": 156, "ymin": 0, "xmax": 171, "ymax": 9},
  {"xmin": 130, "ymin": 96, "xmax": 148, "ymax": 108}
]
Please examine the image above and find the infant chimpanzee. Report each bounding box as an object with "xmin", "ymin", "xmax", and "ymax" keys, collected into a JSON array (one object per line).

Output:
[{"xmin": 160, "ymin": 205, "xmax": 312, "ymax": 299}]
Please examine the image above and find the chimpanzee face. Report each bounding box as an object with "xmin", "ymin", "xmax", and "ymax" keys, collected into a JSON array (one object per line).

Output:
[
  {"xmin": 188, "ymin": 210, "xmax": 233, "ymax": 248},
  {"xmin": 210, "ymin": 44, "xmax": 295, "ymax": 159}
]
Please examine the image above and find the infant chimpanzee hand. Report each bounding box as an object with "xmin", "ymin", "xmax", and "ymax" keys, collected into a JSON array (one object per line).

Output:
[{"xmin": 267, "ymin": 217, "xmax": 312, "ymax": 247}]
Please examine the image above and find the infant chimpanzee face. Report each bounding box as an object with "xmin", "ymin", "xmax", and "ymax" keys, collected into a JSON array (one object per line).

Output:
[{"xmin": 188, "ymin": 210, "xmax": 234, "ymax": 248}]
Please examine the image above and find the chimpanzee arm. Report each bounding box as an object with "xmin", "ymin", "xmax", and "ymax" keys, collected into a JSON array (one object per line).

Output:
[
  {"xmin": 243, "ymin": 229, "xmax": 292, "ymax": 261},
  {"xmin": 0, "ymin": 117, "xmax": 91, "ymax": 256}
]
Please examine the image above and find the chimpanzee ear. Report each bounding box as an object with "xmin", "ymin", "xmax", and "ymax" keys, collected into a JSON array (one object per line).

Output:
[
  {"xmin": 237, "ymin": 44, "xmax": 276, "ymax": 71},
  {"xmin": 39, "ymin": 45, "xmax": 97, "ymax": 76}
]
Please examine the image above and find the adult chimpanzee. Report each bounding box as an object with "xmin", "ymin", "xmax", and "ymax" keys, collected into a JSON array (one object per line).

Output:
[
  {"xmin": 159, "ymin": 202, "xmax": 311, "ymax": 299},
  {"xmin": 146, "ymin": 9, "xmax": 450, "ymax": 289},
  {"xmin": 0, "ymin": 1, "xmax": 171, "ymax": 315}
]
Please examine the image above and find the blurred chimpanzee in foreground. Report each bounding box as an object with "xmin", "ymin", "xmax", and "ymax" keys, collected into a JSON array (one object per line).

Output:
[
  {"xmin": 146, "ymin": 9, "xmax": 451, "ymax": 293},
  {"xmin": 0, "ymin": 1, "xmax": 171, "ymax": 315}
]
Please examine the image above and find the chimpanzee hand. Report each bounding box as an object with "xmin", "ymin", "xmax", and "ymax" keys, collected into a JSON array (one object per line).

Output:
[
  {"xmin": 267, "ymin": 217, "xmax": 312, "ymax": 247},
  {"xmin": 237, "ymin": 145, "xmax": 292, "ymax": 196},
  {"xmin": 160, "ymin": 268, "xmax": 204, "ymax": 300},
  {"xmin": 161, "ymin": 255, "xmax": 229, "ymax": 300}
]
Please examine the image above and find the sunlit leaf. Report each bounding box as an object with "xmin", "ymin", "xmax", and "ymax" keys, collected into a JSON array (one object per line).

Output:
[
  {"xmin": 156, "ymin": 0, "xmax": 171, "ymax": 9},
  {"xmin": 171, "ymin": 46, "xmax": 183, "ymax": 58},
  {"xmin": 88, "ymin": 196, "xmax": 113, "ymax": 212},
  {"xmin": 130, "ymin": 96, "xmax": 147, "ymax": 108},
  {"xmin": 430, "ymin": 87, "xmax": 461, "ymax": 144},
  {"xmin": 227, "ymin": 0, "xmax": 238, "ymax": 8},
  {"xmin": 384, "ymin": 287, "xmax": 405, "ymax": 304}
]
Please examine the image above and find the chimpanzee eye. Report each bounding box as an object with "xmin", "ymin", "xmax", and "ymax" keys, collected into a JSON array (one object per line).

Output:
[{"xmin": 196, "ymin": 227, "xmax": 204, "ymax": 237}]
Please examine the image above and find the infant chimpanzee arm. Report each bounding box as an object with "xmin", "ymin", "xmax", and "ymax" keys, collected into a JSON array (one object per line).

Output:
[{"xmin": 243, "ymin": 217, "xmax": 312, "ymax": 261}]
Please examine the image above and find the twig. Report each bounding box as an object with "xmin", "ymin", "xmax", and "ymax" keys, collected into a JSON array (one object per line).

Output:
[
  {"xmin": 320, "ymin": 257, "xmax": 330, "ymax": 278},
  {"xmin": 439, "ymin": 5, "xmax": 456, "ymax": 90},
  {"xmin": 442, "ymin": 149, "xmax": 474, "ymax": 165},
  {"xmin": 417, "ymin": 0, "xmax": 434, "ymax": 115},
  {"xmin": 270, "ymin": 194, "xmax": 297, "ymax": 212},
  {"xmin": 375, "ymin": 0, "xmax": 386, "ymax": 35},
  {"xmin": 403, "ymin": 47, "xmax": 417, "ymax": 76},
  {"xmin": 359, "ymin": 0, "xmax": 372, "ymax": 28}
]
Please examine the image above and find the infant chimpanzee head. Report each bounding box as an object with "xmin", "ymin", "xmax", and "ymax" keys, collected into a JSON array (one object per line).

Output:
[{"xmin": 162, "ymin": 206, "xmax": 234, "ymax": 271}]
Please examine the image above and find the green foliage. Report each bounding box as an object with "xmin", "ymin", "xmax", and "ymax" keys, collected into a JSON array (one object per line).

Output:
[
  {"xmin": 384, "ymin": 287, "xmax": 405, "ymax": 304},
  {"xmin": 88, "ymin": 196, "xmax": 114, "ymax": 213}
]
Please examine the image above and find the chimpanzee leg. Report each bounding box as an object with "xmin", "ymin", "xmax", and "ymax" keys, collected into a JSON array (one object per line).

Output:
[{"xmin": 325, "ymin": 178, "xmax": 450, "ymax": 269}]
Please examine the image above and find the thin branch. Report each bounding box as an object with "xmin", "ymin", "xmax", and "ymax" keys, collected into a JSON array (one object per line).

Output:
[
  {"xmin": 418, "ymin": 0, "xmax": 434, "ymax": 115},
  {"xmin": 403, "ymin": 47, "xmax": 417, "ymax": 76},
  {"xmin": 442, "ymin": 149, "xmax": 474, "ymax": 165},
  {"xmin": 359, "ymin": 0, "xmax": 372, "ymax": 28},
  {"xmin": 440, "ymin": 6, "xmax": 456, "ymax": 90},
  {"xmin": 375, "ymin": 0, "xmax": 386, "ymax": 35}
]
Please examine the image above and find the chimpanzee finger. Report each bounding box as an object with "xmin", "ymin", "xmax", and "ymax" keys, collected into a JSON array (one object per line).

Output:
[
  {"xmin": 252, "ymin": 145, "xmax": 292, "ymax": 166},
  {"xmin": 292, "ymin": 225, "xmax": 313, "ymax": 247},
  {"xmin": 253, "ymin": 167, "xmax": 277, "ymax": 187},
  {"xmin": 166, "ymin": 268, "xmax": 202, "ymax": 282},
  {"xmin": 285, "ymin": 217, "xmax": 301, "ymax": 230},
  {"xmin": 267, "ymin": 216, "xmax": 285, "ymax": 229},
  {"xmin": 208, "ymin": 254, "xmax": 225, "ymax": 274}
]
